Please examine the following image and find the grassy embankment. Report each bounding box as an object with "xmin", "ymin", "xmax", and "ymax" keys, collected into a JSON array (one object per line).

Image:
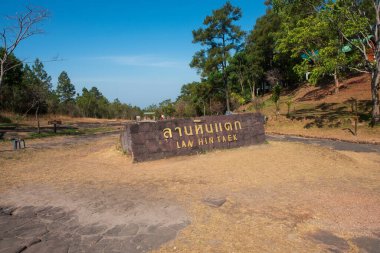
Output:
[{"xmin": 239, "ymin": 74, "xmax": 380, "ymax": 143}]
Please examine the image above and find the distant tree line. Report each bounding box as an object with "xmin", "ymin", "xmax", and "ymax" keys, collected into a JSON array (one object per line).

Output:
[
  {"xmin": 0, "ymin": 5, "xmax": 142, "ymax": 121},
  {"xmin": 1, "ymin": 1, "xmax": 379, "ymax": 124},
  {"xmin": 0, "ymin": 51, "xmax": 142, "ymax": 119}
]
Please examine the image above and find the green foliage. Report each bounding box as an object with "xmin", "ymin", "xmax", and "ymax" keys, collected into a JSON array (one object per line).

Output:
[
  {"xmin": 230, "ymin": 92, "xmax": 245, "ymax": 109},
  {"xmin": 274, "ymin": 0, "xmax": 371, "ymax": 86},
  {"xmin": 28, "ymin": 129, "xmax": 80, "ymax": 139},
  {"xmin": 271, "ymin": 84, "xmax": 282, "ymax": 116},
  {"xmin": 0, "ymin": 52, "xmax": 142, "ymax": 119},
  {"xmin": 158, "ymin": 99, "xmax": 176, "ymax": 117},
  {"xmin": 271, "ymin": 84, "xmax": 282, "ymax": 104},
  {"xmin": 0, "ymin": 114, "xmax": 12, "ymax": 123},
  {"xmin": 191, "ymin": 1, "xmax": 245, "ymax": 112},
  {"xmin": 174, "ymin": 99, "xmax": 197, "ymax": 118},
  {"xmin": 246, "ymin": 8, "xmax": 279, "ymax": 77},
  {"xmin": 246, "ymin": 6, "xmax": 299, "ymax": 89},
  {"xmin": 190, "ymin": 1, "xmax": 244, "ymax": 75},
  {"xmin": 176, "ymin": 3, "xmax": 300, "ymax": 117},
  {"xmin": 275, "ymin": 3, "xmax": 337, "ymax": 84},
  {"xmin": 0, "ymin": 49, "xmax": 25, "ymax": 112},
  {"xmin": 56, "ymin": 71, "xmax": 75, "ymax": 104},
  {"xmin": 28, "ymin": 127, "xmax": 114, "ymax": 139},
  {"xmin": 76, "ymin": 87, "xmax": 141, "ymax": 119},
  {"xmin": 22, "ymin": 59, "xmax": 53, "ymax": 114},
  {"xmin": 177, "ymin": 81, "xmax": 213, "ymax": 116},
  {"xmin": 227, "ymin": 51, "xmax": 253, "ymax": 101},
  {"xmin": 285, "ymin": 97, "xmax": 294, "ymax": 116},
  {"xmin": 2, "ymin": 1, "xmax": 379, "ymax": 122},
  {"xmin": 273, "ymin": 0, "xmax": 380, "ymax": 123}
]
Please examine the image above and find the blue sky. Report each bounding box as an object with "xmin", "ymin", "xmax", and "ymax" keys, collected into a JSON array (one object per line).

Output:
[{"xmin": 1, "ymin": 1, "xmax": 267, "ymax": 108}]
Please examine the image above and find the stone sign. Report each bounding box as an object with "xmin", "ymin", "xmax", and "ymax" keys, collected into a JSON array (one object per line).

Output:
[{"xmin": 120, "ymin": 113, "xmax": 265, "ymax": 162}]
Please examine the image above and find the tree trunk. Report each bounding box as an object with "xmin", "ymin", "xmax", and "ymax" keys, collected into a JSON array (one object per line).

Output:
[
  {"xmin": 239, "ymin": 78, "xmax": 244, "ymax": 94},
  {"xmin": 251, "ymin": 84, "xmax": 256, "ymax": 101},
  {"xmin": 370, "ymin": 2, "xmax": 380, "ymax": 125},
  {"xmin": 224, "ymin": 74, "xmax": 231, "ymax": 113},
  {"xmin": 276, "ymin": 102, "xmax": 280, "ymax": 117},
  {"xmin": 333, "ymin": 68, "xmax": 340, "ymax": 94},
  {"xmin": 221, "ymin": 34, "xmax": 230, "ymax": 114},
  {"xmin": 371, "ymin": 67, "xmax": 380, "ymax": 125},
  {"xmin": 275, "ymin": 102, "xmax": 279, "ymax": 120},
  {"xmin": 0, "ymin": 62, "xmax": 4, "ymax": 91},
  {"xmin": 225, "ymin": 87, "xmax": 230, "ymax": 112},
  {"xmin": 248, "ymin": 79, "xmax": 255, "ymax": 101},
  {"xmin": 35, "ymin": 104, "xmax": 40, "ymax": 134}
]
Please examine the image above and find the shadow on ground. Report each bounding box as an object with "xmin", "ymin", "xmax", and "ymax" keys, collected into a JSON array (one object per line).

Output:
[
  {"xmin": 308, "ymin": 230, "xmax": 380, "ymax": 253},
  {"xmin": 287, "ymin": 100, "xmax": 372, "ymax": 130}
]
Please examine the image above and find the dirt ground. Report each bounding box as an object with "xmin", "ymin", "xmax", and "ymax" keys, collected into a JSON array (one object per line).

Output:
[{"xmin": 0, "ymin": 133, "xmax": 380, "ymax": 252}]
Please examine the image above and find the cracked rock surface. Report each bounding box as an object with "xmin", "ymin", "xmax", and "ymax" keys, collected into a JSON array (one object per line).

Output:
[
  {"xmin": 0, "ymin": 185, "xmax": 190, "ymax": 253},
  {"xmin": 0, "ymin": 205, "xmax": 189, "ymax": 253}
]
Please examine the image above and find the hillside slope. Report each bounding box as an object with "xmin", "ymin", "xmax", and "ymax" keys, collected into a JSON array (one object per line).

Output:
[{"xmin": 240, "ymin": 74, "xmax": 379, "ymax": 143}]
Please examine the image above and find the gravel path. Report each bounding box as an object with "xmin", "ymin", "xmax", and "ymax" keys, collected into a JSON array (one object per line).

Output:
[{"xmin": 267, "ymin": 134, "xmax": 380, "ymax": 153}]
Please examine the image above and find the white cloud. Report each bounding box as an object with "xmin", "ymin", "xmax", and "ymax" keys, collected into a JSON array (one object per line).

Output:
[{"xmin": 92, "ymin": 55, "xmax": 185, "ymax": 68}]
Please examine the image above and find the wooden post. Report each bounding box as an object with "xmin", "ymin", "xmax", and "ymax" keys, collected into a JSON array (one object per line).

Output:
[
  {"xmin": 48, "ymin": 120, "xmax": 62, "ymax": 133},
  {"xmin": 354, "ymin": 100, "xmax": 358, "ymax": 136},
  {"xmin": 35, "ymin": 104, "xmax": 40, "ymax": 134}
]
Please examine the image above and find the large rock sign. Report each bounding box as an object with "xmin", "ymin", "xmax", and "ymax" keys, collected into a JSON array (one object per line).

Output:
[{"xmin": 120, "ymin": 113, "xmax": 265, "ymax": 162}]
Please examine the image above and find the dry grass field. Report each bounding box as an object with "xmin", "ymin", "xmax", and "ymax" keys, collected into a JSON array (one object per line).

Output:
[{"xmin": 0, "ymin": 131, "xmax": 379, "ymax": 252}]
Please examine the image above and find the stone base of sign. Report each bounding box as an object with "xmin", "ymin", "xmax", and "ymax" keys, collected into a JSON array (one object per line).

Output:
[{"xmin": 120, "ymin": 113, "xmax": 265, "ymax": 162}]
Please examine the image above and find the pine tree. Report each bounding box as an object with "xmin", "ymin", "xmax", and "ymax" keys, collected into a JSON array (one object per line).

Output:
[
  {"xmin": 190, "ymin": 1, "xmax": 245, "ymax": 113},
  {"xmin": 56, "ymin": 71, "xmax": 75, "ymax": 104}
]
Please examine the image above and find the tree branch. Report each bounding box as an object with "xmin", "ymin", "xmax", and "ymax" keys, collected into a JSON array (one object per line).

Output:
[
  {"xmin": 349, "ymin": 67, "xmax": 371, "ymax": 74},
  {"xmin": 0, "ymin": 5, "xmax": 49, "ymax": 88},
  {"xmin": 7, "ymin": 7, "xmax": 48, "ymax": 55}
]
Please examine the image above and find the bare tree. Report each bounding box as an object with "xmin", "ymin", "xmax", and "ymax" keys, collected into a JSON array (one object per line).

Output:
[
  {"xmin": 0, "ymin": 6, "xmax": 49, "ymax": 90},
  {"xmin": 265, "ymin": 69, "xmax": 282, "ymax": 87}
]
